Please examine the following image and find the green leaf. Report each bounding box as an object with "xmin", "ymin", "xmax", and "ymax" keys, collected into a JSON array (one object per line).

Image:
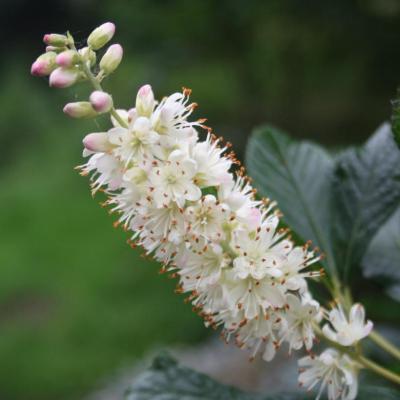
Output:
[
  {"xmin": 357, "ymin": 385, "xmax": 400, "ymax": 400},
  {"xmin": 332, "ymin": 123, "xmax": 400, "ymax": 279},
  {"xmin": 362, "ymin": 207, "xmax": 400, "ymax": 301},
  {"xmin": 391, "ymin": 91, "xmax": 400, "ymax": 148},
  {"xmin": 245, "ymin": 125, "xmax": 336, "ymax": 273},
  {"xmin": 124, "ymin": 353, "xmax": 306, "ymax": 400}
]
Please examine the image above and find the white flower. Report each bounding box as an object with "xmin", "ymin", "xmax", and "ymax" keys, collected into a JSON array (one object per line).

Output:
[
  {"xmin": 152, "ymin": 91, "xmax": 196, "ymax": 135},
  {"xmin": 190, "ymin": 135, "xmax": 232, "ymax": 187},
  {"xmin": 185, "ymin": 195, "xmax": 228, "ymax": 242},
  {"xmin": 79, "ymin": 153, "xmax": 124, "ymax": 193},
  {"xmin": 280, "ymin": 293, "xmax": 320, "ymax": 351},
  {"xmin": 218, "ymin": 176, "xmax": 262, "ymax": 230},
  {"xmin": 230, "ymin": 312, "xmax": 282, "ymax": 362},
  {"xmin": 298, "ymin": 348, "xmax": 359, "ymax": 400},
  {"xmin": 224, "ymin": 269, "xmax": 286, "ymax": 319},
  {"xmin": 149, "ymin": 150, "xmax": 201, "ymax": 207},
  {"xmin": 231, "ymin": 217, "xmax": 291, "ymax": 280},
  {"xmin": 323, "ymin": 303, "xmax": 373, "ymax": 346},
  {"xmin": 177, "ymin": 245, "xmax": 230, "ymax": 291},
  {"xmin": 280, "ymin": 246, "xmax": 322, "ymax": 293},
  {"xmin": 108, "ymin": 116, "xmax": 159, "ymax": 164}
]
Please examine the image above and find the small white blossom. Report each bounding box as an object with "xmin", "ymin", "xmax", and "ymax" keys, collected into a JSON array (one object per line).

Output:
[
  {"xmin": 149, "ymin": 150, "xmax": 201, "ymax": 207},
  {"xmin": 323, "ymin": 303, "xmax": 373, "ymax": 346},
  {"xmin": 298, "ymin": 348, "xmax": 359, "ymax": 400},
  {"xmin": 280, "ymin": 293, "xmax": 320, "ymax": 351}
]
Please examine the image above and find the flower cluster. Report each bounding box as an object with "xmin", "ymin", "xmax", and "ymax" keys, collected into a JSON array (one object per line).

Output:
[
  {"xmin": 79, "ymin": 83, "xmax": 325, "ymax": 362},
  {"xmin": 31, "ymin": 22, "xmax": 377, "ymax": 400}
]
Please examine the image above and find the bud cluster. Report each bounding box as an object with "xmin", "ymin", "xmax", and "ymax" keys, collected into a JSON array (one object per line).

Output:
[{"xmin": 31, "ymin": 23, "xmax": 123, "ymax": 119}]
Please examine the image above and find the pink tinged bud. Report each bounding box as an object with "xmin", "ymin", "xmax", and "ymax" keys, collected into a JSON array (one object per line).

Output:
[
  {"xmin": 83, "ymin": 132, "xmax": 111, "ymax": 152},
  {"xmin": 87, "ymin": 22, "xmax": 115, "ymax": 50},
  {"xmin": 49, "ymin": 67, "xmax": 79, "ymax": 88},
  {"xmin": 99, "ymin": 44, "xmax": 123, "ymax": 75},
  {"xmin": 43, "ymin": 33, "xmax": 68, "ymax": 47},
  {"xmin": 46, "ymin": 45, "xmax": 65, "ymax": 53},
  {"xmin": 89, "ymin": 91, "xmax": 113, "ymax": 113},
  {"xmin": 55, "ymin": 50, "xmax": 79, "ymax": 67},
  {"xmin": 63, "ymin": 102, "xmax": 97, "ymax": 119},
  {"xmin": 31, "ymin": 52, "xmax": 57, "ymax": 76},
  {"xmin": 136, "ymin": 84, "xmax": 155, "ymax": 117}
]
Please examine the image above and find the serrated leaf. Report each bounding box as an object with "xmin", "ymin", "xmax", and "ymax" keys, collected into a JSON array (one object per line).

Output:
[
  {"xmin": 362, "ymin": 207, "xmax": 400, "ymax": 301},
  {"xmin": 332, "ymin": 123, "xmax": 400, "ymax": 279},
  {"xmin": 245, "ymin": 125, "xmax": 336, "ymax": 273},
  {"xmin": 124, "ymin": 353, "xmax": 307, "ymax": 400}
]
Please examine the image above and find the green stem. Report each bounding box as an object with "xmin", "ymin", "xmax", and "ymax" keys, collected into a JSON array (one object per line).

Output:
[
  {"xmin": 369, "ymin": 330, "xmax": 400, "ymax": 361},
  {"xmin": 73, "ymin": 44, "xmax": 129, "ymax": 129},
  {"xmin": 357, "ymin": 355, "xmax": 400, "ymax": 385}
]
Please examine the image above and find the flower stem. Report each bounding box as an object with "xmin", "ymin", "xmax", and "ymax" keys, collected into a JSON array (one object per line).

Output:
[
  {"xmin": 369, "ymin": 330, "xmax": 400, "ymax": 361},
  {"xmin": 73, "ymin": 45, "xmax": 129, "ymax": 129},
  {"xmin": 357, "ymin": 355, "xmax": 400, "ymax": 385}
]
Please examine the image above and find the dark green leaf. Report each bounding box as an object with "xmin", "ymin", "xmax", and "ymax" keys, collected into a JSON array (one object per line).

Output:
[
  {"xmin": 362, "ymin": 207, "xmax": 400, "ymax": 301},
  {"xmin": 332, "ymin": 124, "xmax": 400, "ymax": 279},
  {"xmin": 245, "ymin": 125, "xmax": 336, "ymax": 273},
  {"xmin": 124, "ymin": 353, "xmax": 307, "ymax": 400},
  {"xmin": 357, "ymin": 385, "xmax": 400, "ymax": 400}
]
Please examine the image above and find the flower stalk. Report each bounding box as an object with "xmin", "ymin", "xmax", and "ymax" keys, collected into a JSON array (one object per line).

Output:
[{"xmin": 31, "ymin": 22, "xmax": 400, "ymax": 400}]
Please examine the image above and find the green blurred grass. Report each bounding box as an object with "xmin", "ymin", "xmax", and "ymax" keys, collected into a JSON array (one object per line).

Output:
[{"xmin": 0, "ymin": 71, "xmax": 206, "ymax": 399}]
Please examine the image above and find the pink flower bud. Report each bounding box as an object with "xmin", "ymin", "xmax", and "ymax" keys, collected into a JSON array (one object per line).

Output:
[
  {"xmin": 99, "ymin": 44, "xmax": 123, "ymax": 75},
  {"xmin": 49, "ymin": 67, "xmax": 79, "ymax": 88},
  {"xmin": 87, "ymin": 22, "xmax": 115, "ymax": 50},
  {"xmin": 89, "ymin": 91, "xmax": 113, "ymax": 113},
  {"xmin": 43, "ymin": 33, "xmax": 68, "ymax": 47},
  {"xmin": 83, "ymin": 132, "xmax": 111, "ymax": 152},
  {"xmin": 31, "ymin": 52, "xmax": 57, "ymax": 77},
  {"xmin": 136, "ymin": 84, "xmax": 155, "ymax": 117},
  {"xmin": 63, "ymin": 102, "xmax": 97, "ymax": 118},
  {"xmin": 55, "ymin": 50, "xmax": 79, "ymax": 67}
]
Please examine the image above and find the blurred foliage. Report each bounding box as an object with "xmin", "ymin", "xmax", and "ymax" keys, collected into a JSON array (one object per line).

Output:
[{"xmin": 1, "ymin": 0, "xmax": 400, "ymax": 399}]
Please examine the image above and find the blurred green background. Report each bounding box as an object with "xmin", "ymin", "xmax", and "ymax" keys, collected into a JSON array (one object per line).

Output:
[{"xmin": 1, "ymin": 0, "xmax": 400, "ymax": 399}]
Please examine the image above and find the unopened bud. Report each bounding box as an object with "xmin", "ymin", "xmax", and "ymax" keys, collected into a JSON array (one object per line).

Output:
[
  {"xmin": 99, "ymin": 44, "xmax": 123, "ymax": 75},
  {"xmin": 49, "ymin": 67, "xmax": 79, "ymax": 88},
  {"xmin": 56, "ymin": 50, "xmax": 79, "ymax": 67},
  {"xmin": 136, "ymin": 84, "xmax": 155, "ymax": 117},
  {"xmin": 90, "ymin": 91, "xmax": 113, "ymax": 113},
  {"xmin": 46, "ymin": 45, "xmax": 66, "ymax": 53},
  {"xmin": 79, "ymin": 47, "xmax": 96, "ymax": 66},
  {"xmin": 83, "ymin": 132, "xmax": 111, "ymax": 152},
  {"xmin": 87, "ymin": 22, "xmax": 115, "ymax": 50},
  {"xmin": 43, "ymin": 33, "xmax": 69, "ymax": 47},
  {"xmin": 63, "ymin": 102, "xmax": 97, "ymax": 118},
  {"xmin": 31, "ymin": 52, "xmax": 57, "ymax": 76}
]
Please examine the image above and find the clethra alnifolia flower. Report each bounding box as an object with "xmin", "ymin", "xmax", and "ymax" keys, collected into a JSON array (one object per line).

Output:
[{"xmin": 31, "ymin": 24, "xmax": 383, "ymax": 400}]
